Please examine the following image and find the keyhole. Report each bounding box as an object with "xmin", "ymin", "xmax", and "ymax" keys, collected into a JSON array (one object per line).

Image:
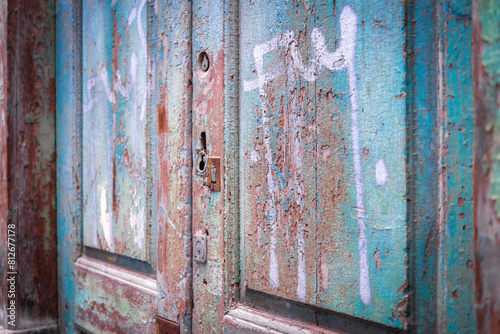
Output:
[
  {"xmin": 198, "ymin": 52, "xmax": 210, "ymax": 72},
  {"xmin": 196, "ymin": 132, "xmax": 208, "ymax": 174},
  {"xmin": 199, "ymin": 131, "xmax": 207, "ymax": 171},
  {"xmin": 198, "ymin": 156, "xmax": 206, "ymax": 173},
  {"xmin": 202, "ymin": 54, "xmax": 209, "ymax": 71},
  {"xmin": 200, "ymin": 131, "xmax": 206, "ymax": 150}
]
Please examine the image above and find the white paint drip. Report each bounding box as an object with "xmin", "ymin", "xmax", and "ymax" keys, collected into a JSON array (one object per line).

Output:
[
  {"xmin": 248, "ymin": 32, "xmax": 282, "ymax": 289},
  {"xmin": 341, "ymin": 7, "xmax": 371, "ymax": 306},
  {"xmin": 90, "ymin": 117, "xmax": 98, "ymax": 248},
  {"xmin": 129, "ymin": 205, "xmax": 143, "ymax": 250},
  {"xmin": 127, "ymin": 8, "xmax": 137, "ymax": 26},
  {"xmin": 244, "ymin": 6, "xmax": 371, "ymax": 305},
  {"xmin": 99, "ymin": 185, "xmax": 113, "ymax": 251},
  {"xmin": 375, "ymin": 159, "xmax": 388, "ymax": 186},
  {"xmin": 291, "ymin": 95, "xmax": 306, "ymax": 301}
]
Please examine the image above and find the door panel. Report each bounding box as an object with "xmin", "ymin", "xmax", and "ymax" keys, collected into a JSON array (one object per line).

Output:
[
  {"xmin": 82, "ymin": 0, "xmax": 151, "ymax": 261},
  {"xmin": 56, "ymin": 0, "xmax": 475, "ymax": 333},
  {"xmin": 73, "ymin": 257, "xmax": 157, "ymax": 333},
  {"xmin": 59, "ymin": 0, "xmax": 160, "ymax": 333},
  {"xmin": 240, "ymin": 0, "xmax": 407, "ymax": 328},
  {"xmin": 240, "ymin": 0, "xmax": 318, "ymax": 306}
]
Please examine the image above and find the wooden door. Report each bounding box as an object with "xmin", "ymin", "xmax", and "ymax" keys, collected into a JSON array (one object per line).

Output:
[
  {"xmin": 57, "ymin": 0, "xmax": 192, "ymax": 333},
  {"xmin": 192, "ymin": 0, "xmax": 474, "ymax": 333},
  {"xmin": 189, "ymin": 0, "xmax": 408, "ymax": 331},
  {"xmin": 56, "ymin": 0, "xmax": 475, "ymax": 333}
]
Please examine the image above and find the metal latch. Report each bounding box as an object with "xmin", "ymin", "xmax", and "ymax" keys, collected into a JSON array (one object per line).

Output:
[
  {"xmin": 193, "ymin": 234, "xmax": 207, "ymax": 263},
  {"xmin": 207, "ymin": 157, "xmax": 221, "ymax": 191}
]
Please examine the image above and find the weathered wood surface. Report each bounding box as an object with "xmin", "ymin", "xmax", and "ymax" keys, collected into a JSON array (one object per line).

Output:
[
  {"xmin": 74, "ymin": 256, "xmax": 157, "ymax": 334},
  {"xmin": 0, "ymin": 0, "xmax": 7, "ymax": 327},
  {"xmin": 56, "ymin": 0, "xmax": 83, "ymax": 332},
  {"xmin": 240, "ymin": 0, "xmax": 407, "ymax": 328},
  {"xmin": 82, "ymin": 0, "xmax": 153, "ymax": 261},
  {"xmin": 406, "ymin": 0, "xmax": 440, "ymax": 331},
  {"xmin": 156, "ymin": 0, "xmax": 193, "ymax": 332},
  {"xmin": 438, "ymin": 0, "xmax": 475, "ymax": 332},
  {"xmin": 224, "ymin": 305, "xmax": 342, "ymax": 334},
  {"xmin": 2, "ymin": 0, "xmax": 57, "ymax": 330},
  {"xmin": 191, "ymin": 0, "xmax": 226, "ymax": 332},
  {"xmin": 54, "ymin": 0, "xmax": 477, "ymax": 332},
  {"xmin": 58, "ymin": 0, "xmax": 160, "ymax": 332},
  {"xmin": 473, "ymin": 0, "xmax": 500, "ymax": 332}
]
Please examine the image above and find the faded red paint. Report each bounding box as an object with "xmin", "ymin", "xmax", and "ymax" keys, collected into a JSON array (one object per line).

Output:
[
  {"xmin": 156, "ymin": 35, "xmax": 193, "ymax": 330},
  {"xmin": 192, "ymin": 47, "xmax": 226, "ymax": 332},
  {"xmin": 75, "ymin": 259, "xmax": 157, "ymax": 334},
  {"xmin": 4, "ymin": 0, "xmax": 57, "ymax": 329}
]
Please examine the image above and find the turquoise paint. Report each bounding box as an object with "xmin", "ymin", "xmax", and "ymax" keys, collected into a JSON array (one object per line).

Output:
[
  {"xmin": 439, "ymin": 0, "xmax": 475, "ymax": 332},
  {"xmin": 56, "ymin": 0, "xmax": 82, "ymax": 332},
  {"xmin": 82, "ymin": 0, "xmax": 151, "ymax": 260},
  {"xmin": 407, "ymin": 0, "xmax": 441, "ymax": 331},
  {"xmin": 55, "ymin": 0, "xmax": 476, "ymax": 332},
  {"xmin": 240, "ymin": 0, "xmax": 407, "ymax": 327},
  {"xmin": 192, "ymin": 0, "xmax": 227, "ymax": 331}
]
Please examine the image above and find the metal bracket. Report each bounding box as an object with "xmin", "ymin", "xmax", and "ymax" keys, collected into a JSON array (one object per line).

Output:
[
  {"xmin": 207, "ymin": 157, "xmax": 221, "ymax": 191},
  {"xmin": 193, "ymin": 234, "xmax": 207, "ymax": 263}
]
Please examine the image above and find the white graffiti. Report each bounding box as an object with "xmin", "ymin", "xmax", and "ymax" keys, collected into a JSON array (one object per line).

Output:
[
  {"xmin": 244, "ymin": 6, "xmax": 371, "ymax": 305},
  {"xmin": 84, "ymin": 2, "xmax": 148, "ymax": 252}
]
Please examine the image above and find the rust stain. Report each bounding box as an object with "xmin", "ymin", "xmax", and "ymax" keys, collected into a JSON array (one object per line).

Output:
[
  {"xmin": 2, "ymin": 0, "xmax": 57, "ymax": 328},
  {"xmin": 392, "ymin": 294, "xmax": 409, "ymax": 330},
  {"xmin": 373, "ymin": 248, "xmax": 382, "ymax": 269},
  {"xmin": 111, "ymin": 10, "xmax": 121, "ymax": 229}
]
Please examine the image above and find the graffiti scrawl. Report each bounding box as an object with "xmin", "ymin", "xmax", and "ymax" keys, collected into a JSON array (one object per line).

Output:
[{"xmin": 244, "ymin": 6, "xmax": 371, "ymax": 305}]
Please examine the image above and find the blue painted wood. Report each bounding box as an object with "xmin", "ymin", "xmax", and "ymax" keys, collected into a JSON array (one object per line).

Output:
[
  {"xmin": 191, "ymin": 0, "xmax": 226, "ymax": 331},
  {"xmin": 55, "ymin": 0, "xmax": 476, "ymax": 332},
  {"xmin": 155, "ymin": 0, "xmax": 193, "ymax": 332},
  {"xmin": 407, "ymin": 0, "xmax": 440, "ymax": 331},
  {"xmin": 82, "ymin": 0, "xmax": 151, "ymax": 260},
  {"xmin": 438, "ymin": 0, "xmax": 475, "ymax": 332},
  {"xmin": 56, "ymin": 0, "xmax": 82, "ymax": 332},
  {"xmin": 240, "ymin": 0, "xmax": 407, "ymax": 328}
]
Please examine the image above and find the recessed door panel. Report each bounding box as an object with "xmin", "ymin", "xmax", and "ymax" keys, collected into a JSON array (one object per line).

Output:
[
  {"xmin": 240, "ymin": 0, "xmax": 407, "ymax": 327},
  {"xmin": 82, "ymin": 0, "xmax": 150, "ymax": 261}
]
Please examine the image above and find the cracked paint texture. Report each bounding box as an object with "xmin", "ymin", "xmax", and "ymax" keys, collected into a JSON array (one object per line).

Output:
[{"xmin": 240, "ymin": 0, "xmax": 407, "ymax": 328}]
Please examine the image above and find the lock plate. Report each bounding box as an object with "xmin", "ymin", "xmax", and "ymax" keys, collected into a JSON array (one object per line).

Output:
[
  {"xmin": 207, "ymin": 157, "xmax": 221, "ymax": 191},
  {"xmin": 195, "ymin": 149, "xmax": 209, "ymax": 175},
  {"xmin": 193, "ymin": 234, "xmax": 207, "ymax": 263}
]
